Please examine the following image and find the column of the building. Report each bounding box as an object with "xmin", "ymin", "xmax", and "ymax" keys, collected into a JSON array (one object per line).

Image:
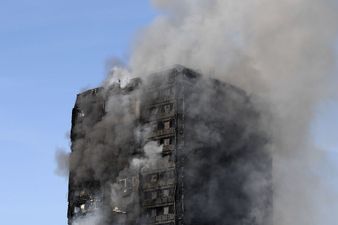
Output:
[{"xmin": 140, "ymin": 83, "xmax": 177, "ymax": 225}]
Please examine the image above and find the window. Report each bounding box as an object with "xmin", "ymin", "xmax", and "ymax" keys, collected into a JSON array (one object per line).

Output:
[
  {"xmin": 152, "ymin": 122, "xmax": 158, "ymax": 130},
  {"xmin": 119, "ymin": 178, "xmax": 127, "ymax": 188},
  {"xmin": 161, "ymin": 137, "xmax": 173, "ymax": 146},
  {"xmin": 164, "ymin": 104, "xmax": 172, "ymax": 112},
  {"xmin": 80, "ymin": 204, "xmax": 86, "ymax": 213},
  {"xmin": 150, "ymin": 107, "xmax": 157, "ymax": 115},
  {"xmin": 145, "ymin": 191, "xmax": 151, "ymax": 199},
  {"xmin": 152, "ymin": 191, "xmax": 157, "ymax": 199},
  {"xmin": 157, "ymin": 121, "xmax": 164, "ymax": 130},
  {"xmin": 164, "ymin": 138, "xmax": 170, "ymax": 146},
  {"xmin": 163, "ymin": 206, "xmax": 169, "ymax": 215},
  {"xmin": 163, "ymin": 189, "xmax": 169, "ymax": 197},
  {"xmin": 150, "ymin": 174, "xmax": 158, "ymax": 183},
  {"xmin": 159, "ymin": 139, "xmax": 164, "ymax": 145},
  {"xmin": 151, "ymin": 209, "xmax": 157, "ymax": 217},
  {"xmin": 132, "ymin": 176, "xmax": 138, "ymax": 188},
  {"xmin": 164, "ymin": 121, "xmax": 170, "ymax": 129},
  {"xmin": 167, "ymin": 171, "xmax": 175, "ymax": 179},
  {"xmin": 74, "ymin": 207, "xmax": 80, "ymax": 213}
]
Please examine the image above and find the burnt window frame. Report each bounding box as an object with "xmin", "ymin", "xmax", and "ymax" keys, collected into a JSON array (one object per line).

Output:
[
  {"xmin": 150, "ymin": 106, "xmax": 158, "ymax": 116},
  {"xmin": 157, "ymin": 121, "xmax": 164, "ymax": 130},
  {"xmin": 163, "ymin": 120, "xmax": 171, "ymax": 129},
  {"xmin": 150, "ymin": 174, "xmax": 158, "ymax": 183},
  {"xmin": 151, "ymin": 191, "xmax": 158, "ymax": 199},
  {"xmin": 162, "ymin": 189, "xmax": 170, "ymax": 197},
  {"xmin": 164, "ymin": 103, "xmax": 173, "ymax": 113}
]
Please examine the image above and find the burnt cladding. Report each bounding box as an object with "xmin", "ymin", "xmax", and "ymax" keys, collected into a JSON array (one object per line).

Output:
[{"xmin": 67, "ymin": 65, "xmax": 272, "ymax": 225}]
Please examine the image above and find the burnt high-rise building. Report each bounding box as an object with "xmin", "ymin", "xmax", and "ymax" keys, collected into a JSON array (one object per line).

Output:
[{"xmin": 68, "ymin": 65, "xmax": 272, "ymax": 225}]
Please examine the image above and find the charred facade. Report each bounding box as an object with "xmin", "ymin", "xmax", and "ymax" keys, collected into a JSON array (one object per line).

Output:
[{"xmin": 68, "ymin": 65, "xmax": 272, "ymax": 225}]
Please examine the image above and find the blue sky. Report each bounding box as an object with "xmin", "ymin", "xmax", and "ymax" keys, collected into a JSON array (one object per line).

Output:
[{"xmin": 0, "ymin": 1, "xmax": 337, "ymax": 225}]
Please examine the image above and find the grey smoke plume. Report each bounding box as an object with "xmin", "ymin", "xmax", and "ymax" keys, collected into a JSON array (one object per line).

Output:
[
  {"xmin": 126, "ymin": 1, "xmax": 338, "ymax": 225},
  {"xmin": 69, "ymin": 82, "xmax": 141, "ymax": 182},
  {"xmin": 55, "ymin": 148, "xmax": 69, "ymax": 177}
]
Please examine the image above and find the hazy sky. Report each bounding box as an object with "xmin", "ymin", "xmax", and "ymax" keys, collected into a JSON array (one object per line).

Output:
[{"xmin": 0, "ymin": 1, "xmax": 337, "ymax": 225}]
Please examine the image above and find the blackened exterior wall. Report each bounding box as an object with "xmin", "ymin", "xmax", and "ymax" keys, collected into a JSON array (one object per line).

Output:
[
  {"xmin": 67, "ymin": 65, "xmax": 272, "ymax": 225},
  {"xmin": 68, "ymin": 88, "xmax": 105, "ymax": 224}
]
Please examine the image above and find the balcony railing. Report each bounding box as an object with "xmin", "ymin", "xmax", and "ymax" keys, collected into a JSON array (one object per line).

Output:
[
  {"xmin": 143, "ymin": 196, "xmax": 175, "ymax": 207},
  {"xmin": 147, "ymin": 214, "xmax": 175, "ymax": 224},
  {"xmin": 142, "ymin": 179, "xmax": 176, "ymax": 190},
  {"xmin": 162, "ymin": 145, "xmax": 175, "ymax": 154},
  {"xmin": 149, "ymin": 128, "xmax": 175, "ymax": 138},
  {"xmin": 148, "ymin": 95, "xmax": 176, "ymax": 105},
  {"xmin": 145, "ymin": 108, "xmax": 175, "ymax": 122},
  {"xmin": 157, "ymin": 111, "xmax": 175, "ymax": 119},
  {"xmin": 156, "ymin": 214, "xmax": 175, "ymax": 223}
]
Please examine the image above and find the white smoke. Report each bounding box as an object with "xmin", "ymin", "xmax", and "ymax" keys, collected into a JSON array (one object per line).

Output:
[
  {"xmin": 71, "ymin": 209, "xmax": 103, "ymax": 225},
  {"xmin": 104, "ymin": 66, "xmax": 133, "ymax": 89},
  {"xmin": 124, "ymin": 1, "xmax": 338, "ymax": 225},
  {"xmin": 130, "ymin": 141, "xmax": 163, "ymax": 170}
]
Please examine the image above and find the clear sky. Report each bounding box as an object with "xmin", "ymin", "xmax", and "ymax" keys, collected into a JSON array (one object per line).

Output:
[{"xmin": 0, "ymin": 1, "xmax": 337, "ymax": 225}]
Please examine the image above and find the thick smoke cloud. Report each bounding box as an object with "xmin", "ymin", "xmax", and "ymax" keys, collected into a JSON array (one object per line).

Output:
[
  {"xmin": 180, "ymin": 77, "xmax": 272, "ymax": 225},
  {"xmin": 128, "ymin": 1, "xmax": 338, "ymax": 225},
  {"xmin": 67, "ymin": 81, "xmax": 142, "ymax": 225},
  {"xmin": 69, "ymin": 82, "xmax": 141, "ymax": 182}
]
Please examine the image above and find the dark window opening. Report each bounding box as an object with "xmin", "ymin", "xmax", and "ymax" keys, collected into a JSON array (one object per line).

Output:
[
  {"xmin": 150, "ymin": 174, "xmax": 158, "ymax": 183},
  {"xmin": 150, "ymin": 107, "xmax": 157, "ymax": 115},
  {"xmin": 164, "ymin": 120, "xmax": 170, "ymax": 129},
  {"xmin": 159, "ymin": 137, "xmax": 174, "ymax": 146},
  {"xmin": 164, "ymin": 104, "xmax": 173, "ymax": 112},
  {"xmin": 157, "ymin": 121, "xmax": 164, "ymax": 130},
  {"xmin": 158, "ymin": 119, "xmax": 175, "ymax": 130}
]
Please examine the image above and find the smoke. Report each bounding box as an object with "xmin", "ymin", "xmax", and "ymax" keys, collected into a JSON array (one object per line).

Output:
[
  {"xmin": 130, "ymin": 141, "xmax": 164, "ymax": 170},
  {"xmin": 69, "ymin": 82, "xmax": 139, "ymax": 182},
  {"xmin": 126, "ymin": 0, "xmax": 338, "ymax": 225},
  {"xmin": 55, "ymin": 148, "xmax": 69, "ymax": 177},
  {"xmin": 72, "ymin": 209, "xmax": 103, "ymax": 225},
  {"xmin": 104, "ymin": 66, "xmax": 133, "ymax": 89}
]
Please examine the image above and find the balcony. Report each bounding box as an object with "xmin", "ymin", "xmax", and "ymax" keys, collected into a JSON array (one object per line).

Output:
[
  {"xmin": 157, "ymin": 110, "xmax": 175, "ymax": 120},
  {"xmin": 143, "ymin": 196, "xmax": 175, "ymax": 207},
  {"xmin": 145, "ymin": 110, "xmax": 175, "ymax": 123},
  {"xmin": 155, "ymin": 214, "xmax": 175, "ymax": 223},
  {"xmin": 148, "ymin": 93, "xmax": 175, "ymax": 105},
  {"xmin": 142, "ymin": 179, "xmax": 176, "ymax": 190},
  {"xmin": 162, "ymin": 145, "xmax": 175, "ymax": 154},
  {"xmin": 157, "ymin": 97, "xmax": 175, "ymax": 105},
  {"xmin": 147, "ymin": 214, "xmax": 175, "ymax": 224},
  {"xmin": 149, "ymin": 128, "xmax": 175, "ymax": 138}
]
